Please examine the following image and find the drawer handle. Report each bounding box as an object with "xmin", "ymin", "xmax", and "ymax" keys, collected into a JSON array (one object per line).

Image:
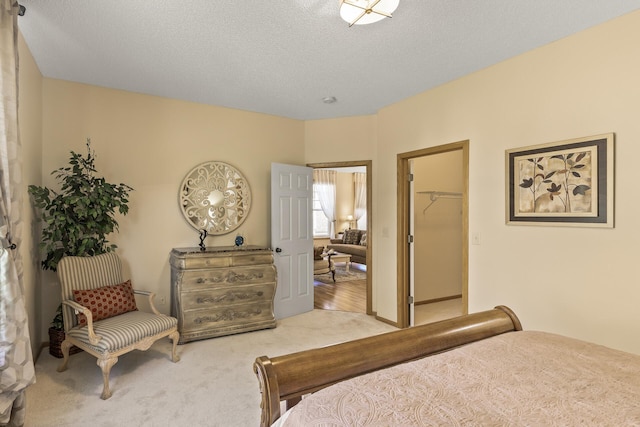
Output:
[
  {"xmin": 196, "ymin": 276, "xmax": 224, "ymax": 284},
  {"xmin": 228, "ymin": 271, "xmax": 264, "ymax": 282}
]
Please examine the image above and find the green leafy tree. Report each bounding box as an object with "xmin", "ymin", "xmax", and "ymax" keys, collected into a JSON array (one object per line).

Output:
[{"xmin": 28, "ymin": 139, "xmax": 133, "ymax": 271}]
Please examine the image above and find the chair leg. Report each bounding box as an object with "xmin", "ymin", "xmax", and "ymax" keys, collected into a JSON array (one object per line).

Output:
[
  {"xmin": 169, "ymin": 331, "xmax": 181, "ymax": 362},
  {"xmin": 56, "ymin": 339, "xmax": 72, "ymax": 372},
  {"xmin": 97, "ymin": 356, "xmax": 118, "ymax": 400},
  {"xmin": 331, "ymin": 270, "xmax": 336, "ymax": 282}
]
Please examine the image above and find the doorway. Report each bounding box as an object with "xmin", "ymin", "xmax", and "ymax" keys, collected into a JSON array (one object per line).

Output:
[
  {"xmin": 307, "ymin": 160, "xmax": 373, "ymax": 315},
  {"xmin": 397, "ymin": 141, "xmax": 469, "ymax": 328}
]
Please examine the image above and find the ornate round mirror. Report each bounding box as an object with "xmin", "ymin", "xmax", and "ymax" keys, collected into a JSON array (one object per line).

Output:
[{"xmin": 179, "ymin": 161, "xmax": 251, "ymax": 235}]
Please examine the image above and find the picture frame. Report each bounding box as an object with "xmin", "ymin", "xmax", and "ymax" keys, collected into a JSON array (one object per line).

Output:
[{"xmin": 505, "ymin": 133, "xmax": 614, "ymax": 228}]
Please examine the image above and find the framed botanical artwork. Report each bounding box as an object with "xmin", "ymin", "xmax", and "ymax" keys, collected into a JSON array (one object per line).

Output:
[{"xmin": 505, "ymin": 133, "xmax": 614, "ymax": 227}]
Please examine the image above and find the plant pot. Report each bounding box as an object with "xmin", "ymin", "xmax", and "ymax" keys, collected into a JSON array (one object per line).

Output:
[{"xmin": 48, "ymin": 327, "xmax": 83, "ymax": 358}]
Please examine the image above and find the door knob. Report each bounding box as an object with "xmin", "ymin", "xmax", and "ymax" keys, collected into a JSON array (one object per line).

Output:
[{"xmin": 275, "ymin": 247, "xmax": 282, "ymax": 253}]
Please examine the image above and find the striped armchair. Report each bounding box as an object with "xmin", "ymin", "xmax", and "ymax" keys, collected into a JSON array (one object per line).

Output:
[{"xmin": 56, "ymin": 253, "xmax": 180, "ymax": 399}]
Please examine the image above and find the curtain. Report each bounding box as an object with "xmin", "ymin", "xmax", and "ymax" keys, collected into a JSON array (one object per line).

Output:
[
  {"xmin": 313, "ymin": 169, "xmax": 337, "ymax": 237},
  {"xmin": 353, "ymin": 172, "xmax": 366, "ymax": 230},
  {"xmin": 0, "ymin": 1, "xmax": 35, "ymax": 426}
]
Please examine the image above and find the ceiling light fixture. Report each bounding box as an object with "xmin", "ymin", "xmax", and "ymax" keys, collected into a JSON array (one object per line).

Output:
[
  {"xmin": 322, "ymin": 96, "xmax": 337, "ymax": 104},
  {"xmin": 339, "ymin": 0, "xmax": 399, "ymax": 27}
]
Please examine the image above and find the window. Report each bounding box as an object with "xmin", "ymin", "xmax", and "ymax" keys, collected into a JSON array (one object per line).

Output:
[{"xmin": 312, "ymin": 186, "xmax": 331, "ymax": 237}]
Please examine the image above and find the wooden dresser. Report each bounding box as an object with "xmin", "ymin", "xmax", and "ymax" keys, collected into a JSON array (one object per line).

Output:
[{"xmin": 169, "ymin": 246, "xmax": 277, "ymax": 344}]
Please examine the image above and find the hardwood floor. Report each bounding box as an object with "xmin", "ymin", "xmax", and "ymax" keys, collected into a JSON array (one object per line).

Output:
[
  {"xmin": 314, "ymin": 265, "xmax": 366, "ymax": 313},
  {"xmin": 313, "ymin": 267, "xmax": 463, "ymax": 323}
]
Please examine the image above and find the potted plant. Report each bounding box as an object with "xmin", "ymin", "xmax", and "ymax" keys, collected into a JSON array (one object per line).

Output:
[
  {"xmin": 47, "ymin": 304, "xmax": 82, "ymax": 358},
  {"xmin": 29, "ymin": 139, "xmax": 133, "ymax": 357}
]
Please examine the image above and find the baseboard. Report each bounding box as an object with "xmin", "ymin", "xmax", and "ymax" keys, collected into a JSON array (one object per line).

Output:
[
  {"xmin": 33, "ymin": 342, "xmax": 49, "ymax": 363},
  {"xmin": 374, "ymin": 313, "xmax": 399, "ymax": 328}
]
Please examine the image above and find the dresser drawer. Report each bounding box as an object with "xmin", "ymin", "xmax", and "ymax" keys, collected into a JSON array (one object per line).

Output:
[
  {"xmin": 175, "ymin": 255, "xmax": 230, "ymax": 270},
  {"xmin": 182, "ymin": 300, "xmax": 275, "ymax": 332},
  {"xmin": 230, "ymin": 253, "xmax": 274, "ymax": 267},
  {"xmin": 170, "ymin": 247, "xmax": 274, "ymax": 270},
  {"xmin": 180, "ymin": 283, "xmax": 276, "ymax": 310},
  {"xmin": 180, "ymin": 265, "xmax": 276, "ymax": 290}
]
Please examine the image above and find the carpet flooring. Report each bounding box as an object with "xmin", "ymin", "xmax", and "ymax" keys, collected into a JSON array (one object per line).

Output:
[{"xmin": 25, "ymin": 310, "xmax": 396, "ymax": 427}]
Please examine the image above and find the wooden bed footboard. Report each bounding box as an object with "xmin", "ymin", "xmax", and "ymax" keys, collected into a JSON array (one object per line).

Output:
[{"xmin": 253, "ymin": 305, "xmax": 522, "ymax": 427}]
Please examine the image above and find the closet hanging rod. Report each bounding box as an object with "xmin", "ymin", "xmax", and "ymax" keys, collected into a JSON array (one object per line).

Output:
[
  {"xmin": 417, "ymin": 191, "xmax": 462, "ymax": 197},
  {"xmin": 419, "ymin": 191, "xmax": 462, "ymax": 214}
]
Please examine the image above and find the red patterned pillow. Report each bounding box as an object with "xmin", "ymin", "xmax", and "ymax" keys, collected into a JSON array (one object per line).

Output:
[{"xmin": 72, "ymin": 280, "xmax": 138, "ymax": 326}]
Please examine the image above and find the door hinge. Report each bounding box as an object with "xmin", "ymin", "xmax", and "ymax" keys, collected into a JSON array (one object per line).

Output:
[
  {"xmin": 408, "ymin": 173, "xmax": 414, "ymax": 182},
  {"xmin": 407, "ymin": 234, "xmax": 414, "ymax": 244},
  {"xmin": 408, "ymin": 295, "xmax": 414, "ymax": 304}
]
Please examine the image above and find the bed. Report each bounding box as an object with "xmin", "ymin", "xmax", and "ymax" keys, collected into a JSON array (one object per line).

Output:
[{"xmin": 253, "ymin": 306, "xmax": 640, "ymax": 426}]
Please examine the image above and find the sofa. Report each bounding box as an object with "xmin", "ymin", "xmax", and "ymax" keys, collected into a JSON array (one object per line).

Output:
[{"xmin": 327, "ymin": 229, "xmax": 367, "ymax": 265}]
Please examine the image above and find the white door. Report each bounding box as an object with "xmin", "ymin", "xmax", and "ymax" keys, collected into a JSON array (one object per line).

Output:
[{"xmin": 271, "ymin": 163, "xmax": 314, "ymax": 319}]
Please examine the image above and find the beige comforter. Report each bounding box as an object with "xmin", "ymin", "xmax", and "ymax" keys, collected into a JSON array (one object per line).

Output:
[{"xmin": 279, "ymin": 331, "xmax": 640, "ymax": 426}]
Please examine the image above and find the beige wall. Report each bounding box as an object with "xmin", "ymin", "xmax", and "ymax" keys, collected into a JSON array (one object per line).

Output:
[
  {"xmin": 304, "ymin": 116, "xmax": 377, "ymax": 164},
  {"xmin": 20, "ymin": 10, "xmax": 640, "ymax": 355},
  {"xmin": 413, "ymin": 151, "xmax": 463, "ymax": 302},
  {"xmin": 373, "ymin": 10, "xmax": 640, "ymax": 353},
  {"xmin": 18, "ymin": 32, "xmax": 43, "ymax": 358},
  {"xmin": 37, "ymin": 79, "xmax": 304, "ymax": 341}
]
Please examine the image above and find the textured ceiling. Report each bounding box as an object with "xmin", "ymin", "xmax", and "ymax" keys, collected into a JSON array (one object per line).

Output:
[{"xmin": 17, "ymin": 1, "xmax": 640, "ymax": 120}]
